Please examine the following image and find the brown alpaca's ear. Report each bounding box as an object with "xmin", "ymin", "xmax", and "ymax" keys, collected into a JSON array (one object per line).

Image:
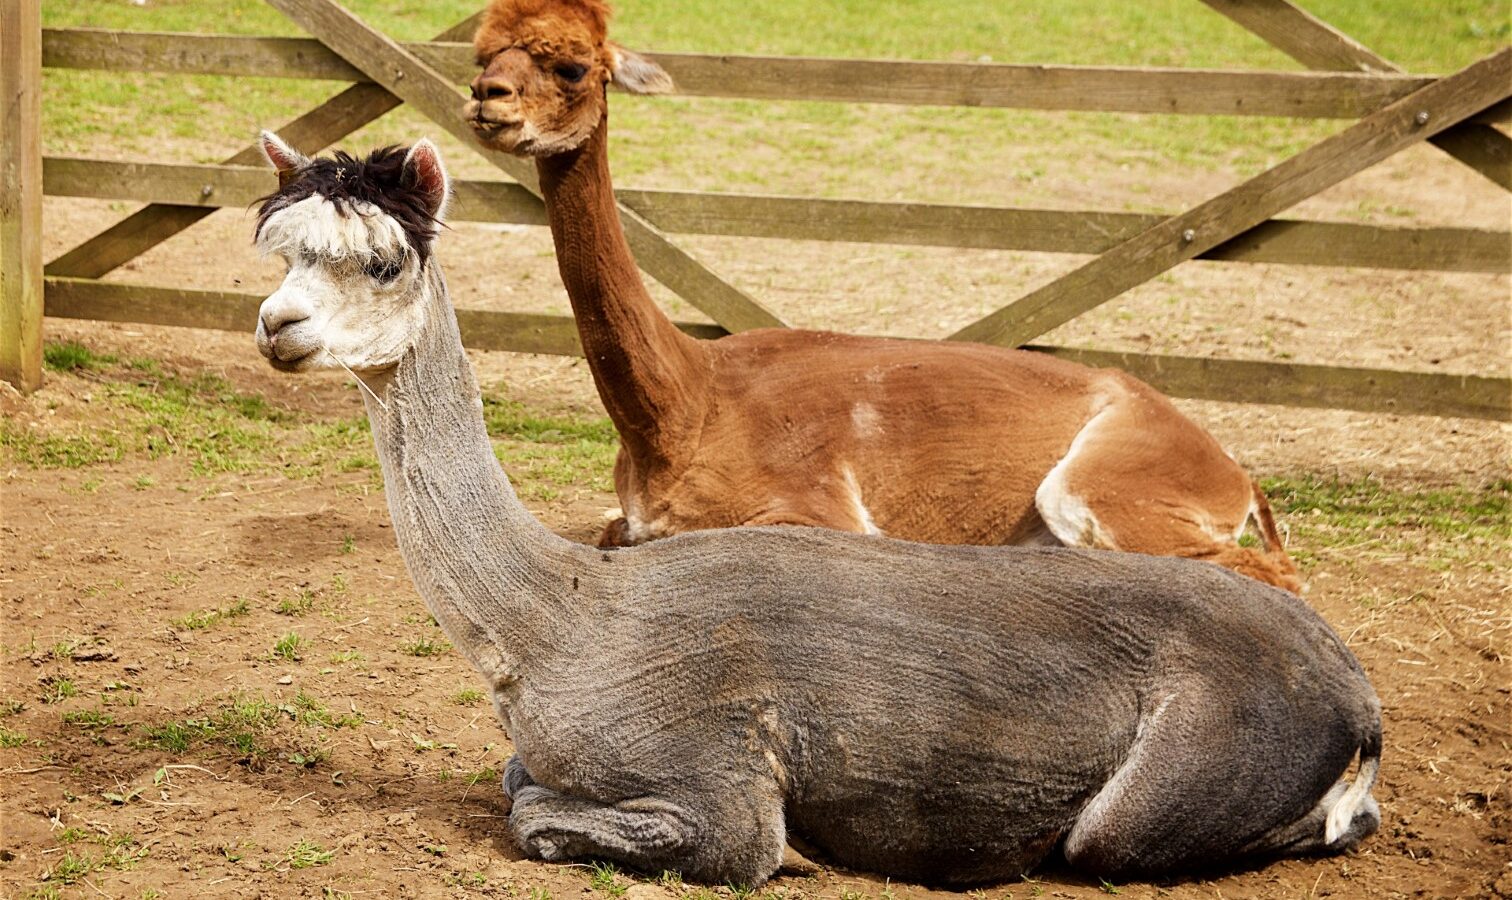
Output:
[
  {"xmin": 607, "ymin": 43, "xmax": 673, "ymax": 95},
  {"xmin": 259, "ymin": 130, "xmax": 309, "ymax": 188},
  {"xmin": 403, "ymin": 139, "xmax": 452, "ymax": 222}
]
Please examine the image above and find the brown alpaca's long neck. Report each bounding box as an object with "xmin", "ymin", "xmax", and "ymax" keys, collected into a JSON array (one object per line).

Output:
[{"xmin": 536, "ymin": 114, "xmax": 708, "ymax": 465}]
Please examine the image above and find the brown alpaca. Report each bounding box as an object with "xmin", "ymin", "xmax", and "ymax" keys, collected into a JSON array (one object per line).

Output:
[{"xmin": 464, "ymin": 0, "xmax": 1300, "ymax": 592}]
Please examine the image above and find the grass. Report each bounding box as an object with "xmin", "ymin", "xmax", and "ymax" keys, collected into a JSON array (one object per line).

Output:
[
  {"xmin": 37, "ymin": 0, "xmax": 1509, "ymax": 201},
  {"xmin": 586, "ymin": 861, "xmax": 628, "ymax": 897},
  {"xmin": 39, "ymin": 833, "xmax": 146, "ymax": 886},
  {"xmin": 272, "ymin": 633, "xmax": 304, "ymax": 661},
  {"xmin": 2, "ymin": 346, "xmax": 289, "ymax": 474},
  {"xmin": 61, "ymin": 709, "xmax": 115, "ymax": 729},
  {"xmin": 279, "ymin": 839, "xmax": 335, "ymax": 870},
  {"xmin": 485, "ymin": 396, "xmax": 619, "ymax": 500},
  {"xmin": 137, "ymin": 691, "xmax": 356, "ymax": 767},
  {"xmin": 276, "ymin": 589, "xmax": 317, "ymax": 616},
  {"xmin": 1263, "ymin": 475, "xmax": 1510, "ymax": 566},
  {"xmin": 44, "ymin": 342, "xmax": 117, "ymax": 372},
  {"xmin": 283, "ymin": 692, "xmax": 364, "ymax": 729},
  {"xmin": 399, "ymin": 636, "xmax": 453, "ymax": 658},
  {"xmin": 39, "ymin": 677, "xmax": 77, "ymax": 705},
  {"xmin": 451, "ymin": 688, "xmax": 484, "ymax": 705},
  {"xmin": 171, "ymin": 598, "xmax": 251, "ymax": 631},
  {"xmin": 0, "ymin": 725, "xmax": 31, "ymax": 748}
]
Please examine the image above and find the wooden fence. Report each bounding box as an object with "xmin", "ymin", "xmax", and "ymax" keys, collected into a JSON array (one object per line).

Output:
[{"xmin": 3, "ymin": 0, "xmax": 1509, "ymax": 420}]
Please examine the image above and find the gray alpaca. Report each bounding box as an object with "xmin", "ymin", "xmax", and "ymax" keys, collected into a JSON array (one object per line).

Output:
[{"xmin": 252, "ymin": 133, "xmax": 1381, "ymax": 886}]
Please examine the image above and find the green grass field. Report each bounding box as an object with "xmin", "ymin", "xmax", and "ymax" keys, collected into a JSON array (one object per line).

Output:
[{"xmin": 41, "ymin": 0, "xmax": 1510, "ymax": 199}]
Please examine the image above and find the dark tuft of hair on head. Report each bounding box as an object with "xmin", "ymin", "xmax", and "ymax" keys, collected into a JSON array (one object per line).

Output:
[{"xmin": 255, "ymin": 145, "xmax": 444, "ymax": 265}]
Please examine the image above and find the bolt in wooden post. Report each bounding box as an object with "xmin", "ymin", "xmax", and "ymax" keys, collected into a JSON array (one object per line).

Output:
[{"xmin": 1, "ymin": 0, "xmax": 45, "ymax": 392}]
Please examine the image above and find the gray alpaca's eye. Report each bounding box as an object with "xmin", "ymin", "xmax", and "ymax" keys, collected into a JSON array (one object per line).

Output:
[{"xmin": 364, "ymin": 257, "xmax": 403, "ymax": 283}]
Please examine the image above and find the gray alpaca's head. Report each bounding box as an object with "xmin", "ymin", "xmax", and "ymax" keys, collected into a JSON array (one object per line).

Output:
[{"xmin": 253, "ymin": 132, "xmax": 451, "ymax": 374}]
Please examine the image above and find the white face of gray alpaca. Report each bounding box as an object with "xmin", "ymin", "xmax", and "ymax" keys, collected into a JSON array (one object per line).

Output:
[{"xmin": 253, "ymin": 131, "xmax": 451, "ymax": 375}]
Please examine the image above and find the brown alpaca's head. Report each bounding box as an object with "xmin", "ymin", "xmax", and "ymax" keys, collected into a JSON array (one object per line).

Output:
[{"xmin": 464, "ymin": 0, "xmax": 672, "ymax": 157}]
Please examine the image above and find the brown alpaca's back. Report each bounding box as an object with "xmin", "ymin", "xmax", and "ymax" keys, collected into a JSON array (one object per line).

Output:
[{"xmin": 605, "ymin": 329, "xmax": 1298, "ymax": 592}]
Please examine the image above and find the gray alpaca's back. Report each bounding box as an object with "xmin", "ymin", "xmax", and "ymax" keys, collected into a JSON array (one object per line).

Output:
[{"xmin": 502, "ymin": 527, "xmax": 1379, "ymax": 884}]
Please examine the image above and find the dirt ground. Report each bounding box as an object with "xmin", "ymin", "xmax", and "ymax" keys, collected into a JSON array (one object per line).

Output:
[{"xmin": 4, "ymin": 115, "xmax": 1511, "ymax": 898}]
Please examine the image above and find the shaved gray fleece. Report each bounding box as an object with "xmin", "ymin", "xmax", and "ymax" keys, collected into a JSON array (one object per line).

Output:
[{"xmin": 349, "ymin": 264, "xmax": 1381, "ymax": 886}]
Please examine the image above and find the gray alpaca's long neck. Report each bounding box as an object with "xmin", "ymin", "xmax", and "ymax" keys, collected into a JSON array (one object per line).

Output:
[{"xmin": 360, "ymin": 265, "xmax": 581, "ymax": 682}]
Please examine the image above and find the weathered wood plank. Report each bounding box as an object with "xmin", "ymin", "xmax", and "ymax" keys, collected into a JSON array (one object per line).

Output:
[
  {"xmin": 43, "ymin": 157, "xmax": 1512, "ymax": 275},
  {"xmin": 1201, "ymin": 0, "xmax": 1512, "ymax": 190},
  {"xmin": 1, "ymin": 0, "xmax": 44, "ymax": 392},
  {"xmin": 264, "ymin": 0, "xmax": 784, "ymax": 333},
  {"xmin": 43, "ymin": 13, "xmax": 483, "ymax": 280},
  {"xmin": 42, "ymin": 28, "xmax": 1447, "ymax": 120},
  {"xmin": 950, "ymin": 49, "xmax": 1512, "ymax": 348},
  {"xmin": 1025, "ymin": 345, "xmax": 1510, "ymax": 421},
  {"xmin": 42, "ymin": 277, "xmax": 725, "ymax": 356},
  {"xmin": 43, "ymin": 278, "xmax": 1507, "ymax": 420}
]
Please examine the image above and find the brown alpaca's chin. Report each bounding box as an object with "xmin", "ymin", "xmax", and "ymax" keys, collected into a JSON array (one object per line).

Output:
[{"xmin": 467, "ymin": 117, "xmax": 535, "ymax": 156}]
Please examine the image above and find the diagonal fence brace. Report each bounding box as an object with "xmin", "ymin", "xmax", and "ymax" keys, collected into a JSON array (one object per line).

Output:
[
  {"xmin": 949, "ymin": 48, "xmax": 1512, "ymax": 349},
  {"xmin": 265, "ymin": 0, "xmax": 785, "ymax": 334},
  {"xmin": 1200, "ymin": 0, "xmax": 1511, "ymax": 191}
]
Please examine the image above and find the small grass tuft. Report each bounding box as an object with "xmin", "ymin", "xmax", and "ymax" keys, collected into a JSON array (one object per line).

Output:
[
  {"xmin": 276, "ymin": 589, "xmax": 317, "ymax": 616},
  {"xmin": 39, "ymin": 677, "xmax": 78, "ymax": 705},
  {"xmin": 61, "ymin": 709, "xmax": 115, "ymax": 729},
  {"xmin": 451, "ymin": 688, "xmax": 484, "ymax": 705},
  {"xmin": 171, "ymin": 598, "xmax": 250, "ymax": 631},
  {"xmin": 283, "ymin": 839, "xmax": 335, "ymax": 869},
  {"xmin": 42, "ymin": 852, "xmax": 94, "ymax": 885},
  {"xmin": 587, "ymin": 860, "xmax": 627, "ymax": 897},
  {"xmin": 272, "ymin": 633, "xmax": 304, "ymax": 662},
  {"xmin": 400, "ymin": 637, "xmax": 452, "ymax": 658},
  {"xmin": 44, "ymin": 342, "xmax": 117, "ymax": 373}
]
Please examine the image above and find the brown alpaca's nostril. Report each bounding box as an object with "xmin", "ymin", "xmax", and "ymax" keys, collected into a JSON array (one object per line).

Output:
[{"xmin": 472, "ymin": 76, "xmax": 515, "ymax": 102}]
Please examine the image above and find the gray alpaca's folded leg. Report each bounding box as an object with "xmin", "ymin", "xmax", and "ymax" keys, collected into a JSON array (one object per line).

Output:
[
  {"xmin": 511, "ymin": 784, "xmax": 688, "ymax": 863},
  {"xmin": 509, "ymin": 780, "xmax": 786, "ymax": 884},
  {"xmin": 503, "ymin": 754, "xmax": 535, "ymax": 799}
]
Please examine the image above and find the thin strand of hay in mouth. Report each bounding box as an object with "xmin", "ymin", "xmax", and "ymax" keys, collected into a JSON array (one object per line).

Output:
[{"xmin": 324, "ymin": 346, "xmax": 389, "ymax": 412}]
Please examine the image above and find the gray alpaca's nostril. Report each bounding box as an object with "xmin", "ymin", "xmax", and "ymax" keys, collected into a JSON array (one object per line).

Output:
[{"xmin": 262, "ymin": 310, "xmax": 307, "ymax": 339}]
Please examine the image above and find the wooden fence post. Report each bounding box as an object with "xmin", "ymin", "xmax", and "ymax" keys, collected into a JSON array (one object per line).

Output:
[{"xmin": 1, "ymin": 0, "xmax": 44, "ymax": 392}]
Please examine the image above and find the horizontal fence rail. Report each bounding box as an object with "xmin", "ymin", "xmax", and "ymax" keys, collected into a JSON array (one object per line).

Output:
[
  {"xmin": 42, "ymin": 277, "xmax": 1509, "ymax": 421},
  {"xmin": 42, "ymin": 157, "xmax": 1512, "ymax": 274},
  {"xmin": 26, "ymin": 22, "xmax": 1510, "ymax": 422},
  {"xmin": 44, "ymin": 28, "xmax": 1512, "ymax": 121}
]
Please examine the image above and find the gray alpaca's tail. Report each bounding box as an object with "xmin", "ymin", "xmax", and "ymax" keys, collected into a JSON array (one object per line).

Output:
[{"xmin": 1324, "ymin": 723, "xmax": 1382, "ymax": 848}]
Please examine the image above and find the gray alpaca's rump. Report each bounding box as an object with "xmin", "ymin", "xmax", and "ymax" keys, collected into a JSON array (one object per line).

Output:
[{"xmin": 252, "ymin": 136, "xmax": 1382, "ymax": 888}]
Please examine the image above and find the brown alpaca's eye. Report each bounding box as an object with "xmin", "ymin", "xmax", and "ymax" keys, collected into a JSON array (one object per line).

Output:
[
  {"xmin": 554, "ymin": 63, "xmax": 588, "ymax": 83},
  {"xmin": 364, "ymin": 257, "xmax": 403, "ymax": 283}
]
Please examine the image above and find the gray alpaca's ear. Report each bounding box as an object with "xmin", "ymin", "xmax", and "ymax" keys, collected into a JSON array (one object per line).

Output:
[
  {"xmin": 260, "ymin": 130, "xmax": 309, "ymax": 188},
  {"xmin": 607, "ymin": 43, "xmax": 673, "ymax": 94},
  {"xmin": 403, "ymin": 138, "xmax": 452, "ymax": 222}
]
